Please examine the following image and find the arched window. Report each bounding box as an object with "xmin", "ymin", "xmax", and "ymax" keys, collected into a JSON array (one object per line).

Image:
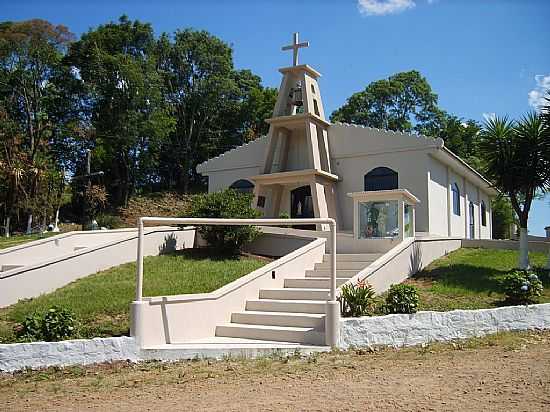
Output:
[
  {"xmin": 452, "ymin": 183, "xmax": 461, "ymax": 216},
  {"xmin": 364, "ymin": 167, "xmax": 398, "ymax": 191},
  {"xmin": 229, "ymin": 179, "xmax": 254, "ymax": 193},
  {"xmin": 481, "ymin": 200, "xmax": 487, "ymax": 226}
]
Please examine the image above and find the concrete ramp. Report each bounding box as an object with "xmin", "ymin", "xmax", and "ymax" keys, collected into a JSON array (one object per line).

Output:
[{"xmin": 0, "ymin": 227, "xmax": 196, "ymax": 307}]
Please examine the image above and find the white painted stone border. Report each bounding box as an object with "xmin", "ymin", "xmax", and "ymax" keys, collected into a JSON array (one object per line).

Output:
[
  {"xmin": 0, "ymin": 337, "xmax": 329, "ymax": 373},
  {"xmin": 339, "ymin": 303, "xmax": 550, "ymax": 349},
  {"xmin": 0, "ymin": 337, "xmax": 139, "ymax": 372}
]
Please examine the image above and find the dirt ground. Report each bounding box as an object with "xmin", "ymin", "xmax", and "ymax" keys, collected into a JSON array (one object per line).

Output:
[{"xmin": 1, "ymin": 331, "xmax": 549, "ymax": 411}]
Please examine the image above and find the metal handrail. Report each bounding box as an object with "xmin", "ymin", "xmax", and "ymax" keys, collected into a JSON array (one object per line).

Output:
[{"xmin": 135, "ymin": 216, "xmax": 339, "ymax": 346}]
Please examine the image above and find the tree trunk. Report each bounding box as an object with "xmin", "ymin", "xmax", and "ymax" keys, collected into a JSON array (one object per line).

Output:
[
  {"xmin": 4, "ymin": 216, "xmax": 10, "ymax": 238},
  {"xmin": 26, "ymin": 214, "xmax": 33, "ymax": 235},
  {"xmin": 518, "ymin": 226, "xmax": 530, "ymax": 270}
]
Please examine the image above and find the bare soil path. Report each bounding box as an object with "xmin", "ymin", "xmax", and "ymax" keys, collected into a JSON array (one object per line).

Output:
[{"xmin": 1, "ymin": 331, "xmax": 549, "ymax": 411}]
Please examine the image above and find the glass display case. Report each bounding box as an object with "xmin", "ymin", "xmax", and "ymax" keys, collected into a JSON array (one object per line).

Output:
[{"xmin": 348, "ymin": 189, "xmax": 420, "ymax": 241}]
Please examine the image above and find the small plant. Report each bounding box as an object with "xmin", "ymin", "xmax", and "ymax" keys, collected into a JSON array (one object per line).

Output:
[
  {"xmin": 186, "ymin": 189, "xmax": 260, "ymax": 255},
  {"xmin": 384, "ymin": 284, "xmax": 419, "ymax": 314},
  {"xmin": 339, "ymin": 280, "xmax": 376, "ymax": 317},
  {"xmin": 15, "ymin": 306, "xmax": 78, "ymax": 342},
  {"xmin": 501, "ymin": 270, "xmax": 543, "ymax": 305},
  {"xmin": 96, "ymin": 213, "xmax": 124, "ymax": 229}
]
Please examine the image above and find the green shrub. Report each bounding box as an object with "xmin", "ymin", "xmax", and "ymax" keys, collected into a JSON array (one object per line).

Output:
[
  {"xmin": 501, "ymin": 270, "xmax": 543, "ymax": 305},
  {"xmin": 15, "ymin": 306, "xmax": 78, "ymax": 342},
  {"xmin": 186, "ymin": 189, "xmax": 260, "ymax": 255},
  {"xmin": 384, "ymin": 284, "xmax": 419, "ymax": 314},
  {"xmin": 96, "ymin": 213, "xmax": 124, "ymax": 229},
  {"xmin": 339, "ymin": 280, "xmax": 376, "ymax": 317}
]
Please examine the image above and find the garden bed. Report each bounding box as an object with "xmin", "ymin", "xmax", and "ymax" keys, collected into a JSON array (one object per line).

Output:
[
  {"xmin": 402, "ymin": 248, "xmax": 550, "ymax": 311},
  {"xmin": 0, "ymin": 250, "xmax": 267, "ymax": 343}
]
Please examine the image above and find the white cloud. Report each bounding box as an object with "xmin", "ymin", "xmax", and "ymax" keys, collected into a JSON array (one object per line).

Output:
[
  {"xmin": 528, "ymin": 74, "xmax": 550, "ymax": 111},
  {"xmin": 482, "ymin": 112, "xmax": 496, "ymax": 122},
  {"xmin": 357, "ymin": 0, "xmax": 416, "ymax": 16}
]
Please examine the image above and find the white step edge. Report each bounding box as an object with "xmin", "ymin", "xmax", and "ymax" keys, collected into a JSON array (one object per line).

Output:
[
  {"xmin": 259, "ymin": 288, "xmax": 330, "ymax": 300},
  {"xmin": 231, "ymin": 311, "xmax": 325, "ymax": 328},
  {"xmin": 215, "ymin": 323, "xmax": 325, "ymax": 345},
  {"xmin": 246, "ymin": 299, "xmax": 327, "ymax": 314},
  {"xmin": 284, "ymin": 277, "xmax": 348, "ymax": 288}
]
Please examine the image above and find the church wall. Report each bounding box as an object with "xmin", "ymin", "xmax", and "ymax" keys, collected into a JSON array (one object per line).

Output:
[
  {"xmin": 449, "ymin": 170, "xmax": 467, "ymax": 238},
  {"xmin": 479, "ymin": 191, "xmax": 492, "ymax": 239},
  {"xmin": 206, "ymin": 166, "xmax": 261, "ymax": 193},
  {"xmin": 428, "ymin": 157, "xmax": 450, "ymax": 237},
  {"xmin": 330, "ymin": 149, "xmax": 431, "ymax": 233}
]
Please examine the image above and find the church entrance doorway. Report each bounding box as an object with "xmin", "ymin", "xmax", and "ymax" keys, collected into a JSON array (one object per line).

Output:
[{"xmin": 290, "ymin": 185, "xmax": 315, "ymax": 230}]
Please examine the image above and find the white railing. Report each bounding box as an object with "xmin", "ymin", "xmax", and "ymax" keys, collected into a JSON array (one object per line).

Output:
[{"xmin": 135, "ymin": 217, "xmax": 340, "ymax": 346}]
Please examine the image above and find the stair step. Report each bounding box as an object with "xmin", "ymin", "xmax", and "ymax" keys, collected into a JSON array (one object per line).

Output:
[
  {"xmin": 215, "ymin": 323, "xmax": 324, "ymax": 345},
  {"xmin": 259, "ymin": 288, "xmax": 330, "ymax": 300},
  {"xmin": 322, "ymin": 253, "xmax": 382, "ymax": 262},
  {"xmin": 246, "ymin": 299, "xmax": 326, "ymax": 314},
  {"xmin": 315, "ymin": 260, "xmax": 373, "ymax": 270},
  {"xmin": 305, "ymin": 269, "xmax": 358, "ymax": 278},
  {"xmin": 231, "ymin": 311, "xmax": 325, "ymax": 328},
  {"xmin": 284, "ymin": 277, "xmax": 348, "ymax": 289}
]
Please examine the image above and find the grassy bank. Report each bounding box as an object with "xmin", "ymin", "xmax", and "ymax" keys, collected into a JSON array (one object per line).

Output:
[
  {"xmin": 0, "ymin": 233, "xmax": 56, "ymax": 250},
  {"xmin": 406, "ymin": 248, "xmax": 550, "ymax": 311},
  {"xmin": 0, "ymin": 250, "xmax": 266, "ymax": 342}
]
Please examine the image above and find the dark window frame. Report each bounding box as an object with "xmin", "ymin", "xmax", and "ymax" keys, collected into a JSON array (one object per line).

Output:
[
  {"xmin": 229, "ymin": 179, "xmax": 254, "ymax": 193},
  {"xmin": 364, "ymin": 167, "xmax": 398, "ymax": 192},
  {"xmin": 481, "ymin": 200, "xmax": 487, "ymax": 226},
  {"xmin": 452, "ymin": 182, "xmax": 461, "ymax": 216}
]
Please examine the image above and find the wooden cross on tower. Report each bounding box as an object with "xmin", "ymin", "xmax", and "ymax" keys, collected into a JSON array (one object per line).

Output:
[{"xmin": 282, "ymin": 32, "xmax": 309, "ymax": 66}]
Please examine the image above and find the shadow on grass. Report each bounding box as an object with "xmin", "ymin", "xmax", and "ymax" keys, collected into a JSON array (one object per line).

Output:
[
  {"xmin": 413, "ymin": 263, "xmax": 510, "ymax": 294},
  {"xmin": 167, "ymin": 248, "xmax": 242, "ymax": 261}
]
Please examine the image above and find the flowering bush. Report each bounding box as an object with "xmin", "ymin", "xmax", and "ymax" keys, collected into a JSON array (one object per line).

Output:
[
  {"xmin": 15, "ymin": 306, "xmax": 78, "ymax": 342},
  {"xmin": 384, "ymin": 284, "xmax": 420, "ymax": 314},
  {"xmin": 501, "ymin": 270, "xmax": 543, "ymax": 305},
  {"xmin": 339, "ymin": 280, "xmax": 376, "ymax": 317}
]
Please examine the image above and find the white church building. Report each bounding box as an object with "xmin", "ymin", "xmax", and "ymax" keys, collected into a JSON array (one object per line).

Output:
[{"xmin": 197, "ymin": 34, "xmax": 497, "ymax": 243}]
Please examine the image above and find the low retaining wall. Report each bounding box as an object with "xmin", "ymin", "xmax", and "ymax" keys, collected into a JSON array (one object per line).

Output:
[
  {"xmin": 339, "ymin": 303, "xmax": 550, "ymax": 349},
  {"xmin": 0, "ymin": 337, "xmax": 139, "ymax": 372}
]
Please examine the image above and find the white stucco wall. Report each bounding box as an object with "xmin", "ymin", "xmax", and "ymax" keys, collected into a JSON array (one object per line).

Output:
[
  {"xmin": 428, "ymin": 156, "xmax": 449, "ymax": 237},
  {"xmin": 339, "ymin": 303, "xmax": 550, "ymax": 349}
]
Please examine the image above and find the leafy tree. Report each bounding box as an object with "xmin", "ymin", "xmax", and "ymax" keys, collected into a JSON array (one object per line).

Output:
[
  {"xmin": 479, "ymin": 113, "xmax": 550, "ymax": 269},
  {"xmin": 330, "ymin": 70, "xmax": 440, "ymax": 134},
  {"xmin": 67, "ymin": 16, "xmax": 174, "ymax": 207},
  {"xmin": 156, "ymin": 30, "xmax": 274, "ymax": 192},
  {"xmin": 0, "ymin": 19, "xmax": 73, "ymax": 234}
]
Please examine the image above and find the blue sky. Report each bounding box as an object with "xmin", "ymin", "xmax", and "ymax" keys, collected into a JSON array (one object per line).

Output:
[{"xmin": 2, "ymin": 0, "xmax": 549, "ymax": 234}]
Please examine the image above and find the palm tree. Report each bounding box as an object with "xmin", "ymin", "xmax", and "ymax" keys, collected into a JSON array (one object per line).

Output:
[{"xmin": 479, "ymin": 112, "xmax": 550, "ymax": 269}]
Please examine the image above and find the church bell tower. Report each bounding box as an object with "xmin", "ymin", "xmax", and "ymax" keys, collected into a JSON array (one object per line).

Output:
[{"xmin": 251, "ymin": 33, "xmax": 338, "ymax": 230}]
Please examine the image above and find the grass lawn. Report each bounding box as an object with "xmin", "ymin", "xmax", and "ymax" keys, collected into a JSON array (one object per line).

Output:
[
  {"xmin": 0, "ymin": 250, "xmax": 266, "ymax": 343},
  {"xmin": 0, "ymin": 233, "xmax": 56, "ymax": 250},
  {"xmin": 405, "ymin": 248, "xmax": 550, "ymax": 311}
]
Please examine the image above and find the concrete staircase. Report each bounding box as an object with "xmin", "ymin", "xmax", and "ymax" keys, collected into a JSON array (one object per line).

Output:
[{"xmin": 215, "ymin": 253, "xmax": 381, "ymax": 345}]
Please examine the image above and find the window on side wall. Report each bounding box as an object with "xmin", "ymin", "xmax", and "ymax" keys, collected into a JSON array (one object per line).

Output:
[
  {"xmin": 452, "ymin": 183, "xmax": 461, "ymax": 216},
  {"xmin": 481, "ymin": 200, "xmax": 487, "ymax": 226}
]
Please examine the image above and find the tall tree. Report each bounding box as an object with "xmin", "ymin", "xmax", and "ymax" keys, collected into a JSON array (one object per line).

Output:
[
  {"xmin": 479, "ymin": 114, "xmax": 550, "ymax": 269},
  {"xmin": 330, "ymin": 70, "xmax": 440, "ymax": 134},
  {"xmin": 67, "ymin": 16, "xmax": 174, "ymax": 207},
  {"xmin": 156, "ymin": 30, "xmax": 275, "ymax": 192},
  {"xmin": 0, "ymin": 19, "xmax": 73, "ymax": 234}
]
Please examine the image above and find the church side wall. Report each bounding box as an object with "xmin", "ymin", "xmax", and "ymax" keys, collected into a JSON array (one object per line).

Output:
[
  {"xmin": 428, "ymin": 157, "xmax": 449, "ymax": 237},
  {"xmin": 205, "ymin": 166, "xmax": 261, "ymax": 193},
  {"xmin": 449, "ymin": 169, "xmax": 467, "ymax": 238},
  {"xmin": 331, "ymin": 150, "xmax": 431, "ymax": 233}
]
